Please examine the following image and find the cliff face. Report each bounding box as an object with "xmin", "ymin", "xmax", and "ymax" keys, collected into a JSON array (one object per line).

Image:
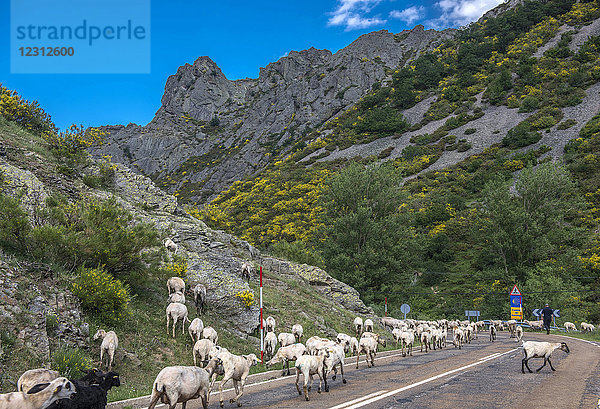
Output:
[{"xmin": 92, "ymin": 26, "xmax": 454, "ymax": 202}]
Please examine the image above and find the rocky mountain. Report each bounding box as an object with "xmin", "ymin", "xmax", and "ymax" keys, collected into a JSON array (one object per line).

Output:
[{"xmin": 92, "ymin": 26, "xmax": 454, "ymax": 202}]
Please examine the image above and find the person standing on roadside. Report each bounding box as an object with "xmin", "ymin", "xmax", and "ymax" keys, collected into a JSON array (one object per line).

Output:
[{"xmin": 541, "ymin": 303, "xmax": 554, "ymax": 335}]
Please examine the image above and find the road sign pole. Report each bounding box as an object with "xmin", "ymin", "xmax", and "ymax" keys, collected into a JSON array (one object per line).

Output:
[{"xmin": 260, "ymin": 266, "xmax": 263, "ymax": 363}]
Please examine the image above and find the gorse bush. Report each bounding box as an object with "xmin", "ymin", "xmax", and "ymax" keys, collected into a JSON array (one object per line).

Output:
[
  {"xmin": 0, "ymin": 85, "xmax": 57, "ymax": 135},
  {"xmin": 42, "ymin": 124, "xmax": 105, "ymax": 163},
  {"xmin": 72, "ymin": 266, "xmax": 131, "ymax": 323},
  {"xmin": 51, "ymin": 346, "xmax": 93, "ymax": 379},
  {"xmin": 0, "ymin": 194, "xmax": 31, "ymax": 251}
]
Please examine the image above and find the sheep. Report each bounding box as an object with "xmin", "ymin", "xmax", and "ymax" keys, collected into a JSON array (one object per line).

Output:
[
  {"xmin": 191, "ymin": 284, "xmax": 207, "ymax": 315},
  {"xmin": 524, "ymin": 320, "xmax": 544, "ymax": 331},
  {"xmin": 202, "ymin": 327, "xmax": 219, "ymax": 345},
  {"xmin": 581, "ymin": 322, "xmax": 596, "ymax": 332},
  {"xmin": 453, "ymin": 327, "xmax": 464, "ymax": 349},
  {"xmin": 380, "ymin": 317, "xmax": 398, "ymax": 331},
  {"xmin": 193, "ymin": 339, "xmax": 214, "ymax": 367},
  {"xmin": 521, "ymin": 341, "xmax": 569, "ymax": 373},
  {"xmin": 240, "ymin": 262, "xmax": 252, "ymax": 282},
  {"xmin": 336, "ymin": 333, "xmax": 352, "ymax": 353},
  {"xmin": 353, "ymin": 317, "xmax": 363, "ymax": 337},
  {"xmin": 217, "ymin": 351, "xmax": 260, "ymax": 408},
  {"xmin": 266, "ymin": 343, "xmax": 307, "ymax": 376},
  {"xmin": 392, "ymin": 328, "xmax": 402, "ymax": 347},
  {"xmin": 278, "ymin": 332, "xmax": 296, "ymax": 348},
  {"xmin": 321, "ymin": 343, "xmax": 347, "ymax": 390},
  {"xmin": 167, "ymin": 277, "xmax": 185, "ymax": 295},
  {"xmin": 164, "ymin": 238, "xmax": 178, "ymax": 253},
  {"xmin": 349, "ymin": 337, "xmax": 359, "ymax": 356},
  {"xmin": 306, "ymin": 336, "xmax": 332, "ymax": 356},
  {"xmin": 490, "ymin": 324, "xmax": 497, "ymax": 342},
  {"xmin": 169, "ymin": 291, "xmax": 186, "ymax": 304},
  {"xmin": 93, "ymin": 329, "xmax": 119, "ymax": 371},
  {"xmin": 515, "ymin": 325, "xmax": 523, "ymax": 342},
  {"xmin": 420, "ymin": 330, "xmax": 432, "ymax": 353},
  {"xmin": 265, "ymin": 331, "xmax": 278, "ymax": 361},
  {"xmin": 265, "ymin": 316, "xmax": 276, "ymax": 333},
  {"xmin": 0, "ymin": 377, "xmax": 75, "ymax": 409},
  {"xmin": 31, "ymin": 371, "xmax": 121, "ymax": 409},
  {"xmin": 148, "ymin": 359, "xmax": 220, "ymax": 409},
  {"xmin": 17, "ymin": 368, "xmax": 60, "ymax": 392},
  {"xmin": 189, "ymin": 318, "xmax": 204, "ymax": 343},
  {"xmin": 400, "ymin": 330, "xmax": 415, "ymax": 357},
  {"xmin": 564, "ymin": 322, "xmax": 577, "ymax": 332},
  {"xmin": 294, "ymin": 354, "xmax": 326, "ymax": 401},
  {"xmin": 364, "ymin": 319, "xmax": 374, "ymax": 333},
  {"xmin": 506, "ymin": 319, "xmax": 517, "ymax": 337},
  {"xmin": 166, "ymin": 302, "xmax": 190, "ymax": 338},
  {"xmin": 292, "ymin": 324, "xmax": 304, "ymax": 343},
  {"xmin": 356, "ymin": 333, "xmax": 385, "ymax": 368}
]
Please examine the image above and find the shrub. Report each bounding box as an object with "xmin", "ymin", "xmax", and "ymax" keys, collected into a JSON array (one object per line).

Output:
[
  {"xmin": 163, "ymin": 255, "xmax": 188, "ymax": 278},
  {"xmin": 0, "ymin": 85, "xmax": 56, "ymax": 135},
  {"xmin": 235, "ymin": 290, "xmax": 255, "ymax": 307},
  {"xmin": 0, "ymin": 194, "xmax": 31, "ymax": 251},
  {"xmin": 51, "ymin": 346, "xmax": 92, "ymax": 379},
  {"xmin": 72, "ymin": 266, "xmax": 131, "ymax": 323},
  {"xmin": 464, "ymin": 128, "xmax": 476, "ymax": 135},
  {"xmin": 502, "ymin": 122, "xmax": 542, "ymax": 148},
  {"xmin": 556, "ymin": 119, "xmax": 576, "ymax": 130},
  {"xmin": 42, "ymin": 124, "xmax": 105, "ymax": 163},
  {"xmin": 519, "ymin": 96, "xmax": 540, "ymax": 112}
]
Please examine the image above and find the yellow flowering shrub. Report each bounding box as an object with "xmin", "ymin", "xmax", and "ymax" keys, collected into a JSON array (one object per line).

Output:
[
  {"xmin": 51, "ymin": 347, "xmax": 92, "ymax": 379},
  {"xmin": 235, "ymin": 290, "xmax": 254, "ymax": 307},
  {"xmin": 163, "ymin": 257, "xmax": 188, "ymax": 278},
  {"xmin": 42, "ymin": 124, "xmax": 105, "ymax": 159},
  {"xmin": 0, "ymin": 84, "xmax": 56, "ymax": 134}
]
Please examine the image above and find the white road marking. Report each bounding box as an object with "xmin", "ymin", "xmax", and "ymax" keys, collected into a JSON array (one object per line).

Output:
[
  {"xmin": 329, "ymin": 348, "xmax": 519, "ymax": 409},
  {"xmin": 327, "ymin": 390, "xmax": 389, "ymax": 409}
]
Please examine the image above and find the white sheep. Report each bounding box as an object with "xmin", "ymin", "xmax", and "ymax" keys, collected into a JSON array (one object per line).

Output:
[
  {"xmin": 168, "ymin": 291, "xmax": 186, "ymax": 304},
  {"xmin": 364, "ymin": 319, "xmax": 374, "ymax": 332},
  {"xmin": 349, "ymin": 337, "xmax": 359, "ymax": 356},
  {"xmin": 506, "ymin": 319, "xmax": 517, "ymax": 337},
  {"xmin": 217, "ymin": 351, "xmax": 260, "ymax": 407},
  {"xmin": 164, "ymin": 238, "xmax": 178, "ymax": 253},
  {"xmin": 400, "ymin": 329, "xmax": 415, "ymax": 357},
  {"xmin": 294, "ymin": 354, "xmax": 326, "ymax": 401},
  {"xmin": 0, "ymin": 377, "xmax": 75, "ymax": 409},
  {"xmin": 564, "ymin": 322, "xmax": 577, "ymax": 332},
  {"xmin": 521, "ymin": 340, "xmax": 569, "ymax": 373},
  {"xmin": 193, "ymin": 338, "xmax": 214, "ymax": 367},
  {"xmin": 356, "ymin": 333, "xmax": 386, "ymax": 368},
  {"xmin": 265, "ymin": 331, "xmax": 278, "ymax": 361},
  {"xmin": 202, "ymin": 326, "xmax": 219, "ymax": 345},
  {"xmin": 353, "ymin": 317, "xmax": 363, "ymax": 337},
  {"xmin": 420, "ymin": 330, "xmax": 432, "ymax": 353},
  {"xmin": 241, "ymin": 262, "xmax": 252, "ymax": 282},
  {"xmin": 336, "ymin": 333, "xmax": 352, "ymax": 353},
  {"xmin": 322, "ymin": 343, "xmax": 347, "ymax": 389},
  {"xmin": 266, "ymin": 343, "xmax": 307, "ymax": 376},
  {"xmin": 191, "ymin": 284, "xmax": 207, "ymax": 315},
  {"xmin": 489, "ymin": 324, "xmax": 497, "ymax": 342},
  {"xmin": 265, "ymin": 316, "xmax": 276, "ymax": 333},
  {"xmin": 93, "ymin": 329, "xmax": 119, "ymax": 371},
  {"xmin": 581, "ymin": 322, "xmax": 596, "ymax": 332},
  {"xmin": 292, "ymin": 324, "xmax": 304, "ymax": 343},
  {"xmin": 515, "ymin": 325, "xmax": 523, "ymax": 342},
  {"xmin": 166, "ymin": 302, "xmax": 190, "ymax": 338},
  {"xmin": 392, "ymin": 328, "xmax": 402, "ymax": 347},
  {"xmin": 148, "ymin": 360, "xmax": 220, "ymax": 409},
  {"xmin": 306, "ymin": 336, "xmax": 333, "ymax": 356},
  {"xmin": 17, "ymin": 368, "xmax": 60, "ymax": 393},
  {"xmin": 167, "ymin": 276, "xmax": 185, "ymax": 295},
  {"xmin": 189, "ymin": 318, "xmax": 204, "ymax": 343},
  {"xmin": 453, "ymin": 327, "xmax": 464, "ymax": 349},
  {"xmin": 380, "ymin": 316, "xmax": 399, "ymax": 331},
  {"xmin": 278, "ymin": 332, "xmax": 296, "ymax": 348}
]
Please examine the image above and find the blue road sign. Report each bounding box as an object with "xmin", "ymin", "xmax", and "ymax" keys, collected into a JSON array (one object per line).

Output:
[{"xmin": 510, "ymin": 295, "xmax": 522, "ymax": 307}]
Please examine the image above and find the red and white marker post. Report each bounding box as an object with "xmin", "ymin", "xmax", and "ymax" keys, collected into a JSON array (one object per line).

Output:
[
  {"xmin": 385, "ymin": 297, "xmax": 388, "ymax": 317},
  {"xmin": 260, "ymin": 266, "xmax": 264, "ymax": 363}
]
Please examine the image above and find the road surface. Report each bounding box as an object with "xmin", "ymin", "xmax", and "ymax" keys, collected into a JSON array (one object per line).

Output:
[{"xmin": 110, "ymin": 332, "xmax": 600, "ymax": 409}]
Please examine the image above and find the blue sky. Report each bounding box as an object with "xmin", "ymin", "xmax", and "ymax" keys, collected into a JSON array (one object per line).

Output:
[{"xmin": 0, "ymin": 0, "xmax": 503, "ymax": 129}]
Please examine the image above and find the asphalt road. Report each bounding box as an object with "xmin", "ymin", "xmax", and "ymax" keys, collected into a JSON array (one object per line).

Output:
[{"xmin": 112, "ymin": 332, "xmax": 600, "ymax": 409}]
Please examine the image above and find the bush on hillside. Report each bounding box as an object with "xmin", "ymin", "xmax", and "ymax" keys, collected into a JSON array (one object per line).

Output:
[
  {"xmin": 0, "ymin": 85, "xmax": 56, "ymax": 135},
  {"xmin": 51, "ymin": 346, "xmax": 93, "ymax": 379}
]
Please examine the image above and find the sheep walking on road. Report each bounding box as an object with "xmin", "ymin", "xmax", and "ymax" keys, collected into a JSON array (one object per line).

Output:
[
  {"xmin": 294, "ymin": 354, "xmax": 326, "ymax": 401},
  {"xmin": 521, "ymin": 341, "xmax": 569, "ymax": 373},
  {"xmin": 353, "ymin": 317, "xmax": 363, "ymax": 337},
  {"xmin": 515, "ymin": 325, "xmax": 523, "ymax": 342},
  {"xmin": 217, "ymin": 351, "xmax": 260, "ymax": 408},
  {"xmin": 94, "ymin": 329, "xmax": 119, "ymax": 371}
]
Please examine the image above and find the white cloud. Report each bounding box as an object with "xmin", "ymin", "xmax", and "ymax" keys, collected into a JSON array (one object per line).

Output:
[
  {"xmin": 389, "ymin": 6, "xmax": 425, "ymax": 25},
  {"xmin": 429, "ymin": 0, "xmax": 505, "ymax": 28},
  {"xmin": 328, "ymin": 0, "xmax": 387, "ymax": 31}
]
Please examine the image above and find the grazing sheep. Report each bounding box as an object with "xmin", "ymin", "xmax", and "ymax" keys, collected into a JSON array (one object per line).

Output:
[
  {"xmin": 17, "ymin": 368, "xmax": 60, "ymax": 392},
  {"xmin": 189, "ymin": 318, "xmax": 204, "ymax": 343},
  {"xmin": 167, "ymin": 277, "xmax": 185, "ymax": 295},
  {"xmin": 0, "ymin": 377, "xmax": 75, "ymax": 409},
  {"xmin": 521, "ymin": 341, "xmax": 569, "ymax": 373},
  {"xmin": 322, "ymin": 343, "xmax": 347, "ymax": 390},
  {"xmin": 191, "ymin": 284, "xmax": 207, "ymax": 315},
  {"xmin": 265, "ymin": 316, "xmax": 276, "ymax": 333},
  {"xmin": 294, "ymin": 354, "xmax": 326, "ymax": 401},
  {"xmin": 490, "ymin": 324, "xmax": 497, "ymax": 342},
  {"xmin": 148, "ymin": 360, "xmax": 219, "ymax": 409},
  {"xmin": 265, "ymin": 331, "xmax": 278, "ymax": 361},
  {"xmin": 292, "ymin": 324, "xmax": 304, "ymax": 343},
  {"xmin": 400, "ymin": 330, "xmax": 415, "ymax": 357},
  {"xmin": 364, "ymin": 319, "xmax": 374, "ymax": 333},
  {"xmin": 278, "ymin": 332, "xmax": 296, "ymax": 348},
  {"xmin": 169, "ymin": 291, "xmax": 186, "ymax": 304},
  {"xmin": 93, "ymin": 329, "xmax": 119, "ymax": 371},
  {"xmin": 356, "ymin": 334, "xmax": 386, "ymax": 369},
  {"xmin": 166, "ymin": 303, "xmax": 190, "ymax": 338},
  {"xmin": 240, "ymin": 262, "xmax": 252, "ymax": 282},
  {"xmin": 581, "ymin": 322, "xmax": 596, "ymax": 332},
  {"xmin": 266, "ymin": 343, "xmax": 307, "ymax": 376},
  {"xmin": 336, "ymin": 333, "xmax": 352, "ymax": 353},
  {"xmin": 515, "ymin": 325, "xmax": 523, "ymax": 342},
  {"xmin": 349, "ymin": 337, "xmax": 359, "ymax": 356},
  {"xmin": 353, "ymin": 317, "xmax": 363, "ymax": 337},
  {"xmin": 164, "ymin": 238, "xmax": 178, "ymax": 253},
  {"xmin": 217, "ymin": 351, "xmax": 260, "ymax": 408},
  {"xmin": 193, "ymin": 338, "xmax": 214, "ymax": 367},
  {"xmin": 564, "ymin": 322, "xmax": 577, "ymax": 332},
  {"xmin": 202, "ymin": 327, "xmax": 219, "ymax": 345}
]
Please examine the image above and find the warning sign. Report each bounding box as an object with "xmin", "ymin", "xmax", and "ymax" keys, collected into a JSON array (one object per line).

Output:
[{"xmin": 510, "ymin": 285, "xmax": 521, "ymax": 296}]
